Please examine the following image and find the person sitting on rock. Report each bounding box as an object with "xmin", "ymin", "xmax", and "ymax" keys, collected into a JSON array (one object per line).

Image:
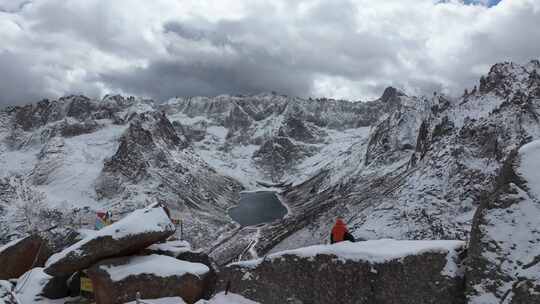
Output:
[{"xmin": 330, "ymin": 218, "xmax": 355, "ymax": 244}]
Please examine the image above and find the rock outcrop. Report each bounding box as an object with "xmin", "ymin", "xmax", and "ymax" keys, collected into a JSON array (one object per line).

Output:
[
  {"xmin": 142, "ymin": 241, "xmax": 218, "ymax": 299},
  {"xmin": 87, "ymin": 254, "xmax": 209, "ymax": 304},
  {"xmin": 44, "ymin": 205, "xmax": 175, "ymax": 277},
  {"xmin": 253, "ymin": 136, "xmax": 316, "ymax": 181},
  {"xmin": 31, "ymin": 137, "xmax": 65, "ymax": 185},
  {"xmin": 218, "ymin": 240, "xmax": 466, "ymax": 304},
  {"xmin": 466, "ymin": 141, "xmax": 540, "ymax": 304},
  {"xmin": 0, "ymin": 235, "xmax": 47, "ymax": 280}
]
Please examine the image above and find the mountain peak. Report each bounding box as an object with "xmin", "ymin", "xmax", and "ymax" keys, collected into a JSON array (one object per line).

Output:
[{"xmin": 380, "ymin": 87, "xmax": 406, "ymax": 103}]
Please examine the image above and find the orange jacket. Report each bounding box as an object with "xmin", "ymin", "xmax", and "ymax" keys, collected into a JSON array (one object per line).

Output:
[{"xmin": 331, "ymin": 219, "xmax": 348, "ymax": 243}]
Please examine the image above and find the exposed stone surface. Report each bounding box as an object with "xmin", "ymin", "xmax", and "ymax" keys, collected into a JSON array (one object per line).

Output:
[
  {"xmin": 219, "ymin": 242, "xmax": 466, "ymax": 304},
  {"xmin": 253, "ymin": 136, "xmax": 315, "ymax": 181},
  {"xmin": 94, "ymin": 111, "xmax": 242, "ymax": 249},
  {"xmin": 176, "ymin": 250, "xmax": 219, "ymax": 299},
  {"xmin": 87, "ymin": 254, "xmax": 209, "ymax": 304},
  {"xmin": 141, "ymin": 241, "xmax": 218, "ymax": 299},
  {"xmin": 40, "ymin": 273, "xmax": 70, "ymax": 299},
  {"xmin": 277, "ymin": 116, "xmax": 321, "ymax": 143},
  {"xmin": 0, "ymin": 235, "xmax": 46, "ymax": 280}
]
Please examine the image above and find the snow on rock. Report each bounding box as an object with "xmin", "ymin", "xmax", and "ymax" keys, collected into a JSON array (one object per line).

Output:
[
  {"xmin": 99, "ymin": 254, "xmax": 209, "ymax": 282},
  {"xmin": 221, "ymin": 240, "xmax": 466, "ymax": 304},
  {"xmin": 196, "ymin": 292, "xmax": 260, "ymax": 304},
  {"xmin": 467, "ymin": 143, "xmax": 540, "ymax": 303},
  {"xmin": 144, "ymin": 240, "xmax": 192, "ymax": 257},
  {"xmin": 44, "ymin": 205, "xmax": 175, "ymax": 276},
  {"xmin": 88, "ymin": 254, "xmax": 209, "ymax": 304},
  {"xmin": 517, "ymin": 140, "xmax": 540, "ymax": 199},
  {"xmin": 234, "ymin": 239, "xmax": 465, "ymax": 274},
  {"xmin": 11, "ymin": 268, "xmax": 69, "ymax": 304}
]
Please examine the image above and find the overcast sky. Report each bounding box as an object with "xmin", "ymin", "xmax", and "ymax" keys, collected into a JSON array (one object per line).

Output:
[{"xmin": 0, "ymin": 0, "xmax": 538, "ymax": 106}]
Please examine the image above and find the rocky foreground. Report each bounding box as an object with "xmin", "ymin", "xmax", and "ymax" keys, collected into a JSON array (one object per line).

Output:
[{"xmin": 0, "ymin": 204, "xmax": 466, "ymax": 304}]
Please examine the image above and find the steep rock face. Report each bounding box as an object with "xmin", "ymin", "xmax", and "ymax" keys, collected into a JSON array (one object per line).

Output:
[
  {"xmin": 219, "ymin": 240, "xmax": 466, "ymax": 304},
  {"xmin": 31, "ymin": 137, "xmax": 65, "ymax": 185},
  {"xmin": 253, "ymin": 136, "xmax": 315, "ymax": 181},
  {"xmin": 364, "ymin": 97, "xmax": 427, "ymax": 167},
  {"xmin": 466, "ymin": 141, "xmax": 540, "ymax": 304},
  {"xmin": 47, "ymin": 119, "xmax": 100, "ymax": 138},
  {"xmin": 0, "ymin": 234, "xmax": 46, "ymax": 279},
  {"xmin": 224, "ymin": 103, "xmax": 254, "ymax": 141},
  {"xmin": 95, "ymin": 111, "xmax": 243, "ymax": 248},
  {"xmin": 161, "ymin": 92, "xmax": 386, "ymax": 183},
  {"xmin": 96, "ymin": 111, "xmax": 188, "ymax": 192},
  {"xmin": 277, "ymin": 115, "xmax": 322, "ymax": 143},
  {"xmin": 13, "ymin": 99, "xmax": 65, "ymax": 131}
]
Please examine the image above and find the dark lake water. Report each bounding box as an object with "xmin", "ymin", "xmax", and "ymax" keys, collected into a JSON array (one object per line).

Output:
[{"xmin": 228, "ymin": 191, "xmax": 287, "ymax": 226}]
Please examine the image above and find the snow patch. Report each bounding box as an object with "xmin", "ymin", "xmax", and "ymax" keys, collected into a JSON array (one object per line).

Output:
[
  {"xmin": 100, "ymin": 254, "xmax": 209, "ymax": 282},
  {"xmin": 518, "ymin": 140, "xmax": 540, "ymax": 199},
  {"xmin": 197, "ymin": 292, "xmax": 260, "ymax": 304},
  {"xmin": 234, "ymin": 239, "xmax": 465, "ymax": 277}
]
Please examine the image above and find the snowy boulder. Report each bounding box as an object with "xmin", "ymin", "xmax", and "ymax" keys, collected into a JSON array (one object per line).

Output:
[
  {"xmin": 87, "ymin": 254, "xmax": 210, "ymax": 304},
  {"xmin": 44, "ymin": 205, "xmax": 175, "ymax": 277},
  {"xmin": 0, "ymin": 235, "xmax": 48, "ymax": 280},
  {"xmin": 219, "ymin": 240, "xmax": 466, "ymax": 304},
  {"xmin": 142, "ymin": 241, "xmax": 218, "ymax": 299},
  {"xmin": 467, "ymin": 142, "xmax": 540, "ymax": 303}
]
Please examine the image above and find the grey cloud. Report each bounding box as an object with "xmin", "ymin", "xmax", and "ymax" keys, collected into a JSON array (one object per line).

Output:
[
  {"xmin": 103, "ymin": 0, "xmax": 408, "ymax": 100},
  {"xmin": 100, "ymin": 53, "xmax": 314, "ymax": 100},
  {"xmin": 0, "ymin": 0, "xmax": 539, "ymax": 106},
  {"xmin": 0, "ymin": 51, "xmax": 49, "ymax": 106}
]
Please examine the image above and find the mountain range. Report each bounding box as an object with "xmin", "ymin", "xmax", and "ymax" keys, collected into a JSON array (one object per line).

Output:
[{"xmin": 1, "ymin": 59, "xmax": 539, "ymax": 290}]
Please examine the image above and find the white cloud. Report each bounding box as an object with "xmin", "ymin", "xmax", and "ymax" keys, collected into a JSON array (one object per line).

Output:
[{"xmin": 0, "ymin": 0, "xmax": 539, "ymax": 105}]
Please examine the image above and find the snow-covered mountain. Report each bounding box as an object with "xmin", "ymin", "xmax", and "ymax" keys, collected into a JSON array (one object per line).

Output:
[{"xmin": 1, "ymin": 60, "xmax": 540, "ymax": 270}]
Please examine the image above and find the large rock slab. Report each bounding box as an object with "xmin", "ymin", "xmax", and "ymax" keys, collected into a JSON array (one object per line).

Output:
[
  {"xmin": 87, "ymin": 254, "xmax": 210, "ymax": 304},
  {"xmin": 467, "ymin": 142, "xmax": 540, "ymax": 303},
  {"xmin": 219, "ymin": 239, "xmax": 466, "ymax": 304},
  {"xmin": 44, "ymin": 205, "xmax": 175, "ymax": 276},
  {"xmin": 0, "ymin": 235, "xmax": 47, "ymax": 280},
  {"xmin": 142, "ymin": 241, "xmax": 218, "ymax": 299}
]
